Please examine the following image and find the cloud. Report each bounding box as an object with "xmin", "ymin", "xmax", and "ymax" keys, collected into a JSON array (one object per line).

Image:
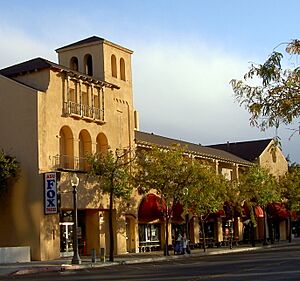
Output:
[
  {"xmin": 133, "ymin": 42, "xmax": 256, "ymax": 138},
  {"xmin": 132, "ymin": 41, "xmax": 300, "ymax": 162},
  {"xmin": 0, "ymin": 25, "xmax": 56, "ymax": 68}
]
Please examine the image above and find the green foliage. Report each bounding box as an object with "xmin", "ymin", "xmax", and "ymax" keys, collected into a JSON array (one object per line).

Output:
[
  {"xmin": 223, "ymin": 179, "xmax": 244, "ymax": 218},
  {"xmin": 231, "ymin": 40, "xmax": 300, "ymax": 131},
  {"xmin": 87, "ymin": 148, "xmax": 133, "ymax": 262},
  {"xmin": 134, "ymin": 145, "xmax": 196, "ymax": 217},
  {"xmin": 134, "ymin": 145, "xmax": 261, "ymax": 221},
  {"xmin": 239, "ymin": 166, "xmax": 280, "ymax": 208},
  {"xmin": 280, "ymin": 163, "xmax": 300, "ymax": 212},
  {"xmin": 182, "ymin": 162, "xmax": 227, "ymax": 219},
  {"xmin": 87, "ymin": 149, "xmax": 132, "ymax": 199},
  {"xmin": 236, "ymin": 166, "xmax": 279, "ymax": 227},
  {"xmin": 0, "ymin": 150, "xmax": 20, "ymax": 195},
  {"xmin": 134, "ymin": 145, "xmax": 231, "ymax": 254}
]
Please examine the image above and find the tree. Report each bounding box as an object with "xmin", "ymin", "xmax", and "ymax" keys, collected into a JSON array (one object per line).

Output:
[
  {"xmin": 182, "ymin": 163, "xmax": 227, "ymax": 252},
  {"xmin": 133, "ymin": 145, "xmax": 197, "ymax": 256},
  {"xmin": 231, "ymin": 40, "xmax": 300, "ymax": 133},
  {"xmin": 87, "ymin": 149, "xmax": 133, "ymax": 262},
  {"xmin": 238, "ymin": 166, "xmax": 280, "ymax": 245},
  {"xmin": 0, "ymin": 149, "xmax": 20, "ymax": 195},
  {"xmin": 279, "ymin": 163, "xmax": 300, "ymax": 242},
  {"xmin": 223, "ymin": 179, "xmax": 245, "ymax": 249}
]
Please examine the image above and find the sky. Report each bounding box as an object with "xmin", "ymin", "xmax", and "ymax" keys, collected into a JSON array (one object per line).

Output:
[{"xmin": 1, "ymin": 0, "xmax": 300, "ymax": 163}]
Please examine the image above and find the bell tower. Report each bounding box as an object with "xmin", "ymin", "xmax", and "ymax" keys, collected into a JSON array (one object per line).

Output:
[
  {"xmin": 56, "ymin": 36, "xmax": 133, "ymax": 87},
  {"xmin": 56, "ymin": 36, "xmax": 138, "ymax": 149}
]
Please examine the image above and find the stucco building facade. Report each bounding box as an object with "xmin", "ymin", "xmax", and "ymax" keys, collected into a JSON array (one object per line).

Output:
[
  {"xmin": 0, "ymin": 37, "xmax": 138, "ymax": 260},
  {"xmin": 0, "ymin": 36, "xmax": 289, "ymax": 261}
]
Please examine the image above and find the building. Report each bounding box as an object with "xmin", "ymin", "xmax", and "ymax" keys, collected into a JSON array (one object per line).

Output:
[
  {"xmin": 0, "ymin": 36, "xmax": 289, "ymax": 261},
  {"xmin": 0, "ymin": 36, "xmax": 138, "ymax": 260},
  {"xmin": 135, "ymin": 131, "xmax": 253, "ymax": 249},
  {"xmin": 208, "ymin": 139, "xmax": 289, "ymax": 241},
  {"xmin": 208, "ymin": 138, "xmax": 288, "ymax": 178}
]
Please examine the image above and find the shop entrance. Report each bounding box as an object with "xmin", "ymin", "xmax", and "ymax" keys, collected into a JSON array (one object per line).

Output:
[
  {"xmin": 60, "ymin": 210, "xmax": 86, "ymax": 257},
  {"xmin": 138, "ymin": 224, "xmax": 161, "ymax": 252},
  {"xmin": 60, "ymin": 222, "xmax": 74, "ymax": 257}
]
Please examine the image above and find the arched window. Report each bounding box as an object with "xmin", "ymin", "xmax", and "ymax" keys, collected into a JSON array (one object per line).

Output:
[
  {"xmin": 96, "ymin": 133, "xmax": 109, "ymax": 154},
  {"xmin": 79, "ymin": 129, "xmax": 92, "ymax": 170},
  {"xmin": 59, "ymin": 126, "xmax": 74, "ymax": 169},
  {"xmin": 70, "ymin": 57, "xmax": 79, "ymax": 71},
  {"xmin": 120, "ymin": 58, "xmax": 126, "ymax": 81},
  {"xmin": 84, "ymin": 54, "xmax": 93, "ymax": 76},
  {"xmin": 111, "ymin": 54, "xmax": 117, "ymax": 78}
]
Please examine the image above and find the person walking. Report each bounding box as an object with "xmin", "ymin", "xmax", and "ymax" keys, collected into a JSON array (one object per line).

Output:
[{"xmin": 182, "ymin": 233, "xmax": 188, "ymax": 254}]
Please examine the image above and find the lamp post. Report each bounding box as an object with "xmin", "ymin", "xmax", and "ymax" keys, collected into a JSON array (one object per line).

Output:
[
  {"xmin": 71, "ymin": 173, "xmax": 81, "ymax": 265},
  {"xmin": 183, "ymin": 187, "xmax": 191, "ymax": 254}
]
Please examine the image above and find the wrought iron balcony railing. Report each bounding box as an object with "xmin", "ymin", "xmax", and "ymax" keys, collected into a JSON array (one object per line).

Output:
[
  {"xmin": 52, "ymin": 155, "xmax": 90, "ymax": 171},
  {"xmin": 63, "ymin": 101, "xmax": 105, "ymax": 123}
]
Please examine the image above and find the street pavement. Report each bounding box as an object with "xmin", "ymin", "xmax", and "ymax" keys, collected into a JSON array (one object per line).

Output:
[{"xmin": 0, "ymin": 240, "xmax": 299, "ymax": 278}]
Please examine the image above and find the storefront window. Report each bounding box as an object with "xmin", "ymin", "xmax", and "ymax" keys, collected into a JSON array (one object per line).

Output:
[{"xmin": 139, "ymin": 224, "xmax": 160, "ymax": 242}]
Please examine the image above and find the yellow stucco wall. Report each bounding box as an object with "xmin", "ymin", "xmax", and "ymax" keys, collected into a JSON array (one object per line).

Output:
[
  {"xmin": 258, "ymin": 140, "xmax": 288, "ymax": 178},
  {"xmin": 0, "ymin": 75, "xmax": 49, "ymax": 260},
  {"xmin": 0, "ymin": 37, "xmax": 137, "ymax": 260}
]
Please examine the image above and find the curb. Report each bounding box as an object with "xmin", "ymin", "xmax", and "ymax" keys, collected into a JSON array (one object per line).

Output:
[
  {"xmin": 9, "ymin": 242, "xmax": 300, "ymax": 276},
  {"xmin": 11, "ymin": 266, "xmax": 63, "ymax": 276}
]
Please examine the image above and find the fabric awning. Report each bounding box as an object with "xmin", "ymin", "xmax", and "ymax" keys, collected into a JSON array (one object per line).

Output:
[
  {"xmin": 268, "ymin": 203, "xmax": 289, "ymax": 220},
  {"xmin": 172, "ymin": 202, "xmax": 184, "ymax": 223},
  {"xmin": 215, "ymin": 209, "xmax": 225, "ymax": 217},
  {"xmin": 254, "ymin": 206, "xmax": 264, "ymax": 218},
  {"xmin": 138, "ymin": 194, "xmax": 165, "ymax": 223},
  {"xmin": 243, "ymin": 204, "xmax": 264, "ymax": 218},
  {"xmin": 138, "ymin": 194, "xmax": 184, "ymax": 223}
]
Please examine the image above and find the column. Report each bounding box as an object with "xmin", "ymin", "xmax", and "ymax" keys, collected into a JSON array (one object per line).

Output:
[
  {"xmin": 73, "ymin": 137, "xmax": 80, "ymax": 170},
  {"xmin": 215, "ymin": 160, "xmax": 219, "ymax": 175},
  {"xmin": 65, "ymin": 74, "xmax": 70, "ymax": 113},
  {"xmin": 215, "ymin": 217, "xmax": 223, "ymax": 244},
  {"xmin": 234, "ymin": 164, "xmax": 239, "ymax": 181},
  {"xmin": 78, "ymin": 81, "xmax": 83, "ymax": 116},
  {"xmin": 191, "ymin": 217, "xmax": 200, "ymax": 244},
  {"xmin": 116, "ymin": 214, "xmax": 127, "ymax": 254},
  {"xmin": 101, "ymin": 87, "xmax": 105, "ymax": 121}
]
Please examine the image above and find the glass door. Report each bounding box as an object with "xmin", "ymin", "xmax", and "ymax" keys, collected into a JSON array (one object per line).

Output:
[{"xmin": 60, "ymin": 222, "xmax": 74, "ymax": 257}]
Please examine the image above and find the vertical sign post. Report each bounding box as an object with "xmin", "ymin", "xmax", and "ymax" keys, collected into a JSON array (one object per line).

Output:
[{"xmin": 44, "ymin": 172, "xmax": 58, "ymax": 214}]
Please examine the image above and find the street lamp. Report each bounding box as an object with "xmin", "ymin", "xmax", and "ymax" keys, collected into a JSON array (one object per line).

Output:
[
  {"xmin": 71, "ymin": 173, "xmax": 81, "ymax": 265},
  {"xmin": 183, "ymin": 187, "xmax": 191, "ymax": 254}
]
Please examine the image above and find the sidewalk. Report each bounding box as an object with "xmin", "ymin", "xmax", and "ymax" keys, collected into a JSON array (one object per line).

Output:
[{"xmin": 1, "ymin": 240, "xmax": 300, "ymax": 277}]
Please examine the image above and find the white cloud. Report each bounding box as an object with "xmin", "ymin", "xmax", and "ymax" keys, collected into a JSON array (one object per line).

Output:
[
  {"xmin": 0, "ymin": 25, "xmax": 56, "ymax": 68},
  {"xmin": 133, "ymin": 41, "xmax": 300, "ymax": 162},
  {"xmin": 133, "ymin": 42, "xmax": 252, "ymax": 136}
]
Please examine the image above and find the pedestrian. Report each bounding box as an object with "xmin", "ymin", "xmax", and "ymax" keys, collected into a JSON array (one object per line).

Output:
[
  {"xmin": 182, "ymin": 233, "xmax": 187, "ymax": 254},
  {"xmin": 175, "ymin": 233, "xmax": 182, "ymax": 254}
]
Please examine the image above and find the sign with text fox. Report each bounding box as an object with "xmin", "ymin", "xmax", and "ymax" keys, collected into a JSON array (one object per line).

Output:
[{"xmin": 44, "ymin": 172, "xmax": 58, "ymax": 214}]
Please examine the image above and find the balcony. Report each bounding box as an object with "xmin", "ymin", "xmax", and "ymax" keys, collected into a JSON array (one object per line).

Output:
[
  {"xmin": 69, "ymin": 101, "xmax": 81, "ymax": 116},
  {"xmin": 63, "ymin": 101, "xmax": 105, "ymax": 124},
  {"xmin": 52, "ymin": 155, "xmax": 90, "ymax": 171}
]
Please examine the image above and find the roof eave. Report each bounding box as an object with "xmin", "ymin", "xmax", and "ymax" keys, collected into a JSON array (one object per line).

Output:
[
  {"xmin": 52, "ymin": 67, "xmax": 120, "ymax": 90},
  {"xmin": 135, "ymin": 140, "xmax": 253, "ymax": 167}
]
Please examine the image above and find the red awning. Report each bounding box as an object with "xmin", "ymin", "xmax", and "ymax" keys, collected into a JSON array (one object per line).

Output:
[
  {"xmin": 268, "ymin": 203, "xmax": 289, "ymax": 220},
  {"xmin": 254, "ymin": 206, "xmax": 264, "ymax": 218},
  {"xmin": 215, "ymin": 209, "xmax": 225, "ymax": 217},
  {"xmin": 172, "ymin": 202, "xmax": 184, "ymax": 223},
  {"xmin": 138, "ymin": 194, "xmax": 184, "ymax": 223},
  {"xmin": 243, "ymin": 205, "xmax": 264, "ymax": 218},
  {"xmin": 138, "ymin": 194, "xmax": 165, "ymax": 223}
]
